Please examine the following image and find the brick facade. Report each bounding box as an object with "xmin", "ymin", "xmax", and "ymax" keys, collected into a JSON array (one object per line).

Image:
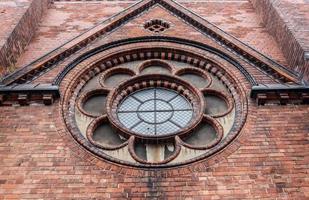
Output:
[
  {"xmin": 250, "ymin": 0, "xmax": 309, "ymax": 84},
  {"xmin": 0, "ymin": 0, "xmax": 308, "ymax": 199},
  {"xmin": 0, "ymin": 0, "xmax": 50, "ymax": 77}
]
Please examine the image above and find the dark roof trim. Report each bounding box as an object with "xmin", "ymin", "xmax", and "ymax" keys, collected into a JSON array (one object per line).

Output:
[
  {"xmin": 0, "ymin": 84, "xmax": 60, "ymax": 106},
  {"xmin": 251, "ymin": 84, "xmax": 309, "ymax": 98},
  {"xmin": 0, "ymin": 84, "xmax": 59, "ymax": 95}
]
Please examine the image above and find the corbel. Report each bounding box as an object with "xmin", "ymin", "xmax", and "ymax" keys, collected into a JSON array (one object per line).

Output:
[
  {"xmin": 0, "ymin": 94, "xmax": 3, "ymax": 105},
  {"xmin": 17, "ymin": 94, "xmax": 29, "ymax": 106},
  {"xmin": 256, "ymin": 93, "xmax": 267, "ymax": 106},
  {"xmin": 279, "ymin": 93, "xmax": 289, "ymax": 105},
  {"xmin": 301, "ymin": 93, "xmax": 309, "ymax": 104},
  {"xmin": 43, "ymin": 94, "xmax": 54, "ymax": 105}
]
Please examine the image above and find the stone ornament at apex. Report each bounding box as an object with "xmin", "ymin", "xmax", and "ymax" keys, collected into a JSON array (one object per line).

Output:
[{"xmin": 144, "ymin": 19, "xmax": 171, "ymax": 34}]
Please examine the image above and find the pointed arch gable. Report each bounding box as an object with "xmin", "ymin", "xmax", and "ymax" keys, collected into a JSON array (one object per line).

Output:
[{"xmin": 0, "ymin": 0, "xmax": 300, "ymax": 86}]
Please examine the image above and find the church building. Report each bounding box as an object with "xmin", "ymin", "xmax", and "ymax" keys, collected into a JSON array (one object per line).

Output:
[{"xmin": 0, "ymin": 0, "xmax": 308, "ymax": 199}]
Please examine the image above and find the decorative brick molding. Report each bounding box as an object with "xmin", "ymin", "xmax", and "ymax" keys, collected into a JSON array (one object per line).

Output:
[
  {"xmin": 250, "ymin": 84, "xmax": 309, "ymax": 105},
  {"xmin": 144, "ymin": 19, "xmax": 171, "ymax": 33},
  {"xmin": 0, "ymin": 0, "xmax": 51, "ymax": 77},
  {"xmin": 0, "ymin": 83, "xmax": 59, "ymax": 106}
]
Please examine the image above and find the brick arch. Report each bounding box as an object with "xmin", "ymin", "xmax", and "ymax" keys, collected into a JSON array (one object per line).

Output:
[{"xmin": 53, "ymin": 36, "xmax": 257, "ymax": 86}]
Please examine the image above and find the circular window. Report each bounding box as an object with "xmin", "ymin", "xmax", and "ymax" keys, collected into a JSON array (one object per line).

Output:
[
  {"xmin": 106, "ymin": 74, "xmax": 204, "ymax": 141},
  {"xmin": 118, "ymin": 88, "xmax": 193, "ymax": 136},
  {"xmin": 63, "ymin": 47, "xmax": 247, "ymax": 168}
]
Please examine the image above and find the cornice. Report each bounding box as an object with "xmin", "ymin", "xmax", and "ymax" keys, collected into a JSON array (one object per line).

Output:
[
  {"xmin": 0, "ymin": 84, "xmax": 59, "ymax": 106},
  {"xmin": 250, "ymin": 84, "xmax": 309, "ymax": 105}
]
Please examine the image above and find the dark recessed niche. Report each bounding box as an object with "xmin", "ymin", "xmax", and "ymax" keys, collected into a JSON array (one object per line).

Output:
[
  {"xmin": 133, "ymin": 143, "xmax": 176, "ymax": 163},
  {"xmin": 140, "ymin": 65, "xmax": 171, "ymax": 74},
  {"xmin": 204, "ymin": 94, "xmax": 228, "ymax": 116},
  {"xmin": 83, "ymin": 94, "xmax": 107, "ymax": 116},
  {"xmin": 184, "ymin": 123, "xmax": 217, "ymax": 147},
  {"xmin": 81, "ymin": 74, "xmax": 100, "ymax": 93},
  {"xmin": 179, "ymin": 73, "xmax": 208, "ymax": 88},
  {"xmin": 100, "ymin": 68, "xmax": 136, "ymax": 88},
  {"xmin": 139, "ymin": 60, "xmax": 173, "ymax": 75},
  {"xmin": 92, "ymin": 122, "xmax": 124, "ymax": 147},
  {"xmin": 134, "ymin": 142, "xmax": 147, "ymax": 161},
  {"xmin": 104, "ymin": 73, "xmax": 132, "ymax": 88},
  {"xmin": 164, "ymin": 144, "xmax": 175, "ymax": 160}
]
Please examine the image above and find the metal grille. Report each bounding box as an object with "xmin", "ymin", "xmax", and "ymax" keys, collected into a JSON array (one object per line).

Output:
[{"xmin": 117, "ymin": 88, "xmax": 193, "ymax": 136}]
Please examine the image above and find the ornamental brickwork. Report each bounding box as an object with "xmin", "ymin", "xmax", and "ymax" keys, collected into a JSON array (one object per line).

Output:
[{"xmin": 0, "ymin": 0, "xmax": 308, "ymax": 199}]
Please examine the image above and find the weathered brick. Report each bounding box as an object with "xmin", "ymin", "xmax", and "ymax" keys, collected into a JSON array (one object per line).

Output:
[{"xmin": 0, "ymin": 1, "xmax": 308, "ymax": 199}]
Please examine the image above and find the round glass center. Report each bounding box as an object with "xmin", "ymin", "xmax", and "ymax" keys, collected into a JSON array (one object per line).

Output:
[
  {"xmin": 137, "ymin": 99, "xmax": 173, "ymax": 124},
  {"xmin": 117, "ymin": 88, "xmax": 194, "ymax": 136}
]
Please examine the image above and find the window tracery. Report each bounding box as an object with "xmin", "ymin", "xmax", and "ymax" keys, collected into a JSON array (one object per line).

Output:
[{"xmin": 72, "ymin": 56, "xmax": 239, "ymax": 166}]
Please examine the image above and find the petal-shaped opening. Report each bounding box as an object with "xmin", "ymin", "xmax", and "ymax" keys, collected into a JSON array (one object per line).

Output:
[
  {"xmin": 87, "ymin": 116, "xmax": 127, "ymax": 150},
  {"xmin": 176, "ymin": 68, "xmax": 212, "ymax": 89},
  {"xmin": 202, "ymin": 89, "xmax": 233, "ymax": 117},
  {"xmin": 184, "ymin": 123, "xmax": 217, "ymax": 146},
  {"xmin": 181, "ymin": 116, "xmax": 223, "ymax": 150},
  {"xmin": 100, "ymin": 68, "xmax": 135, "ymax": 88},
  {"xmin": 77, "ymin": 89, "xmax": 109, "ymax": 117},
  {"xmin": 139, "ymin": 60, "xmax": 173, "ymax": 75},
  {"xmin": 130, "ymin": 137, "xmax": 180, "ymax": 164},
  {"xmin": 93, "ymin": 123, "xmax": 124, "ymax": 146}
]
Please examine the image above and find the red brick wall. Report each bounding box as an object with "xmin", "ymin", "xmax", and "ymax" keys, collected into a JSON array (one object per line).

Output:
[
  {"xmin": 0, "ymin": 0, "xmax": 50, "ymax": 77},
  {"xmin": 0, "ymin": 1, "xmax": 308, "ymax": 199},
  {"xmin": 0, "ymin": 101, "xmax": 308, "ymax": 199},
  {"xmin": 182, "ymin": 0, "xmax": 288, "ymax": 66},
  {"xmin": 250, "ymin": 0, "xmax": 309, "ymax": 84},
  {"xmin": 15, "ymin": 1, "xmax": 132, "ymax": 69}
]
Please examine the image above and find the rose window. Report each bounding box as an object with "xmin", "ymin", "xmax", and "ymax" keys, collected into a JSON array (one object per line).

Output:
[{"xmin": 71, "ymin": 56, "xmax": 241, "ymax": 167}]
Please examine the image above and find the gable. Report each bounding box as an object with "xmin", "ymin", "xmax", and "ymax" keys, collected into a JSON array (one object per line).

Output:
[{"xmin": 0, "ymin": 0, "xmax": 301, "ymax": 87}]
